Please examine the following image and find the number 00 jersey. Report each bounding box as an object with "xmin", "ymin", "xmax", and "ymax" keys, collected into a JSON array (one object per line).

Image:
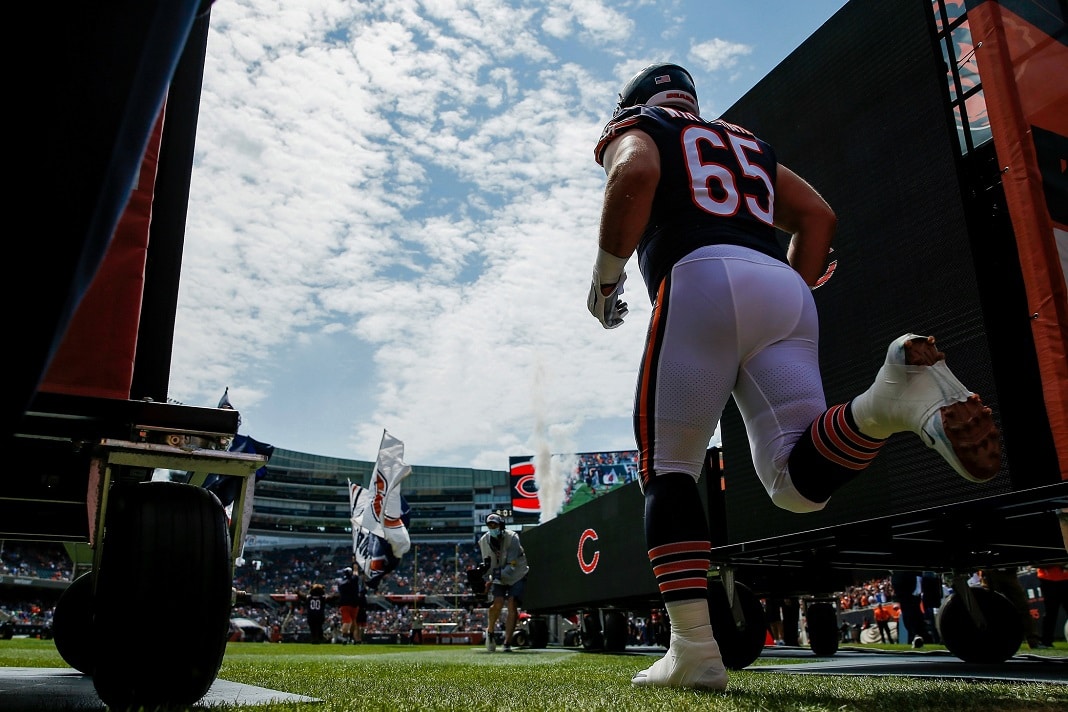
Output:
[{"xmin": 594, "ymin": 105, "xmax": 787, "ymax": 301}]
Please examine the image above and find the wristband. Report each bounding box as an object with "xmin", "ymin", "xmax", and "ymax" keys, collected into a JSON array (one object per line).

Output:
[{"xmin": 594, "ymin": 247, "xmax": 628, "ymax": 286}]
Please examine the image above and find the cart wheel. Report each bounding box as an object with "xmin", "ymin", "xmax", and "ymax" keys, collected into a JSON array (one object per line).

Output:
[
  {"xmin": 603, "ymin": 610, "xmax": 628, "ymax": 652},
  {"xmin": 53, "ymin": 572, "xmax": 95, "ymax": 674},
  {"xmin": 806, "ymin": 602, "xmax": 840, "ymax": 657},
  {"xmin": 512, "ymin": 628, "xmax": 529, "ymax": 647},
  {"xmin": 91, "ymin": 481, "xmax": 233, "ymax": 709},
  {"xmin": 581, "ymin": 611, "xmax": 604, "ymax": 650},
  {"xmin": 707, "ymin": 580, "xmax": 767, "ymax": 670},
  {"xmin": 937, "ymin": 588, "xmax": 1022, "ymax": 663},
  {"xmin": 528, "ymin": 616, "xmax": 550, "ymax": 649}
]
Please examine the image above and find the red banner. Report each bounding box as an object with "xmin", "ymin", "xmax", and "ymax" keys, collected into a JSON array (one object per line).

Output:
[
  {"xmin": 41, "ymin": 105, "xmax": 166, "ymax": 398},
  {"xmin": 968, "ymin": 0, "xmax": 1068, "ymax": 479}
]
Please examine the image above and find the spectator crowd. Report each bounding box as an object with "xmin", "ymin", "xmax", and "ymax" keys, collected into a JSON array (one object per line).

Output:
[{"xmin": 2, "ymin": 541, "xmax": 1061, "ymax": 649}]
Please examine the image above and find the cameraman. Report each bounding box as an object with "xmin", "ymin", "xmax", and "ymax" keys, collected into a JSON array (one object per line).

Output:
[{"xmin": 478, "ymin": 513, "xmax": 529, "ymax": 652}]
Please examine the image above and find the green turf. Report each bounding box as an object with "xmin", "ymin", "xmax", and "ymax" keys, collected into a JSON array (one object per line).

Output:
[{"xmin": 2, "ymin": 638, "xmax": 1066, "ymax": 711}]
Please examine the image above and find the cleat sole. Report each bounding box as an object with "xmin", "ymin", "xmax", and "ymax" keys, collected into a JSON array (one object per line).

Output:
[
  {"xmin": 902, "ymin": 335, "xmax": 945, "ymax": 367},
  {"xmin": 938, "ymin": 395, "xmax": 1001, "ymax": 482},
  {"xmin": 907, "ymin": 335, "xmax": 1002, "ymax": 482}
]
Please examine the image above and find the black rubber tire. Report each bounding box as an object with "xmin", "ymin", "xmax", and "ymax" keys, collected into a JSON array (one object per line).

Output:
[
  {"xmin": 806, "ymin": 602, "xmax": 840, "ymax": 657},
  {"xmin": 581, "ymin": 611, "xmax": 604, "ymax": 650},
  {"xmin": 707, "ymin": 580, "xmax": 767, "ymax": 670},
  {"xmin": 602, "ymin": 610, "xmax": 628, "ymax": 652},
  {"xmin": 937, "ymin": 588, "xmax": 1023, "ymax": 663},
  {"xmin": 91, "ymin": 481, "xmax": 233, "ymax": 709},
  {"xmin": 52, "ymin": 572, "xmax": 95, "ymax": 674},
  {"xmin": 529, "ymin": 617, "xmax": 550, "ymax": 649}
]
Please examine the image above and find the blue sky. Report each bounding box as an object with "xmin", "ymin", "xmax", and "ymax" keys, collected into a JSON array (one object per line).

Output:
[{"xmin": 169, "ymin": 0, "xmax": 850, "ymax": 470}]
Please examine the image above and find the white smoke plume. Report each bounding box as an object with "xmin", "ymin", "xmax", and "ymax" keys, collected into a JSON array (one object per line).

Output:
[{"xmin": 530, "ymin": 360, "xmax": 576, "ymax": 523}]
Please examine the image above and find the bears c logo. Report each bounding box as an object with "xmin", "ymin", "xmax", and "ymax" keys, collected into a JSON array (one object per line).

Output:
[
  {"xmin": 371, "ymin": 470, "xmax": 404, "ymax": 529},
  {"xmin": 578, "ymin": 528, "xmax": 600, "ymax": 574},
  {"xmin": 510, "ymin": 458, "xmax": 540, "ymax": 514}
]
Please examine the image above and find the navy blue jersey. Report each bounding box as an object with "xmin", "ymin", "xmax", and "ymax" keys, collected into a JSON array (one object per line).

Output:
[
  {"xmin": 307, "ymin": 591, "xmax": 325, "ymax": 618},
  {"xmin": 595, "ymin": 105, "xmax": 786, "ymax": 300}
]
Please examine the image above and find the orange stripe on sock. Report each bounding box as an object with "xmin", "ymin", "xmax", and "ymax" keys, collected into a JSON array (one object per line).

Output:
[
  {"xmin": 825, "ymin": 406, "xmax": 879, "ymax": 461},
  {"xmin": 811, "ymin": 406, "xmax": 881, "ymax": 470},
  {"xmin": 648, "ymin": 540, "xmax": 711, "ymax": 560},
  {"xmin": 658, "ymin": 577, "xmax": 708, "ymax": 593},
  {"xmin": 653, "ymin": 558, "xmax": 711, "ymax": 577},
  {"xmin": 811, "ymin": 423, "xmax": 868, "ymax": 470}
]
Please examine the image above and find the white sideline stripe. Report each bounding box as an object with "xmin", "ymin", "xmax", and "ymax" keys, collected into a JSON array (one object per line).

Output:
[{"xmin": 0, "ymin": 668, "xmax": 320, "ymax": 710}]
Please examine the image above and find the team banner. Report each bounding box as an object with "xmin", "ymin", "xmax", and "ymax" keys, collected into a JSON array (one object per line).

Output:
[
  {"xmin": 349, "ymin": 429, "xmax": 413, "ymax": 588},
  {"xmin": 38, "ymin": 109, "xmax": 166, "ymax": 400},
  {"xmin": 349, "ymin": 485, "xmax": 411, "ymax": 589}
]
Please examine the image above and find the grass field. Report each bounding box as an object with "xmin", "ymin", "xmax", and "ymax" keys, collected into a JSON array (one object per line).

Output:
[{"xmin": 3, "ymin": 638, "xmax": 1067, "ymax": 711}]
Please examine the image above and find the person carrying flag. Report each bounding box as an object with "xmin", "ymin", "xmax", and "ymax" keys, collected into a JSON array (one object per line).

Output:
[{"xmin": 336, "ymin": 567, "xmax": 363, "ymax": 644}]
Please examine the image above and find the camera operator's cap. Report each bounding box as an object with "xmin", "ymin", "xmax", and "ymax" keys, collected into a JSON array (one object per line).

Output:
[{"xmin": 486, "ymin": 513, "xmax": 505, "ymax": 528}]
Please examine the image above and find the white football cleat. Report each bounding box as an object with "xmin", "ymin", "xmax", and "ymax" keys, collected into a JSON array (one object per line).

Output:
[
  {"xmin": 851, "ymin": 334, "xmax": 1001, "ymax": 482},
  {"xmin": 631, "ymin": 627, "xmax": 727, "ymax": 691}
]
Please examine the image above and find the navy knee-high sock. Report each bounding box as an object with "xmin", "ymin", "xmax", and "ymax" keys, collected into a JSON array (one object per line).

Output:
[
  {"xmin": 788, "ymin": 402, "xmax": 886, "ymax": 504},
  {"xmin": 644, "ymin": 472, "xmax": 711, "ymax": 604}
]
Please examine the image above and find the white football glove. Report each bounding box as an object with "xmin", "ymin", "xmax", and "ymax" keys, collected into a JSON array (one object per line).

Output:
[{"xmin": 587, "ymin": 270, "xmax": 629, "ymax": 329}]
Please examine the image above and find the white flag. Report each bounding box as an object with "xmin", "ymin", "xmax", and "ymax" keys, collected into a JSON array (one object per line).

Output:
[{"xmin": 353, "ymin": 430, "xmax": 412, "ymax": 558}]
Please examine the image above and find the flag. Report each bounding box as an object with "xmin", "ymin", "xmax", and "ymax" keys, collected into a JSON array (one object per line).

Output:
[
  {"xmin": 202, "ymin": 435, "xmax": 274, "ymax": 505},
  {"xmin": 361, "ymin": 429, "xmax": 413, "ymax": 556},
  {"xmin": 231, "ymin": 434, "xmax": 274, "ymax": 481},
  {"xmin": 218, "ymin": 387, "xmax": 234, "ymax": 409},
  {"xmin": 349, "ymin": 483, "xmax": 412, "ymax": 589},
  {"xmin": 203, "ymin": 389, "xmax": 273, "ymax": 505},
  {"xmin": 349, "ymin": 430, "xmax": 414, "ymax": 588},
  {"xmin": 218, "ymin": 386, "xmax": 241, "ymax": 430}
]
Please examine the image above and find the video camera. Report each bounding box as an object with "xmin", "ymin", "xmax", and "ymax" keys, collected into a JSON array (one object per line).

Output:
[{"xmin": 465, "ymin": 562, "xmax": 489, "ymax": 595}]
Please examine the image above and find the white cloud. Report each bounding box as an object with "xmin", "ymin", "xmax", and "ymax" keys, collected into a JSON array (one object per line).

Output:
[
  {"xmin": 689, "ymin": 37, "xmax": 753, "ymax": 73},
  {"xmin": 540, "ymin": 0, "xmax": 634, "ymax": 44}
]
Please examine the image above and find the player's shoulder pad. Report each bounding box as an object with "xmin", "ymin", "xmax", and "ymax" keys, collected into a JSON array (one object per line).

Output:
[
  {"xmin": 594, "ymin": 105, "xmax": 696, "ymax": 165},
  {"xmin": 708, "ymin": 118, "xmax": 757, "ymax": 139}
]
